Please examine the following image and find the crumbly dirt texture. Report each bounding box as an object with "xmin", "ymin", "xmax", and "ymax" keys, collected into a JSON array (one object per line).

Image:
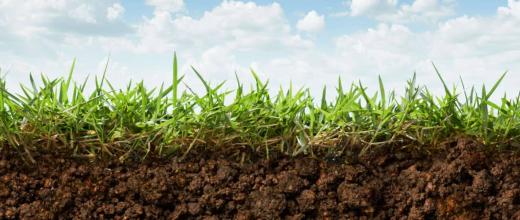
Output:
[{"xmin": 1, "ymin": 139, "xmax": 520, "ymax": 219}]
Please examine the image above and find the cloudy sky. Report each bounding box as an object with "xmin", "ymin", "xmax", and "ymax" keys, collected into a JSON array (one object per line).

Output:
[{"xmin": 1, "ymin": 0, "xmax": 519, "ymax": 97}]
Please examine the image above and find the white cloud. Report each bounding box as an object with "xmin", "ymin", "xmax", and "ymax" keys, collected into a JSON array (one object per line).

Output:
[
  {"xmin": 344, "ymin": 0, "xmax": 454, "ymax": 23},
  {"xmin": 133, "ymin": 1, "xmax": 312, "ymax": 54},
  {"xmin": 407, "ymin": 0, "xmax": 442, "ymax": 13},
  {"xmin": 114, "ymin": 0, "xmax": 317, "ymax": 92},
  {"xmin": 329, "ymin": 1, "xmax": 520, "ymax": 95},
  {"xmin": 332, "ymin": 23, "xmax": 431, "ymax": 91},
  {"xmin": 349, "ymin": 0, "xmax": 397, "ymax": 16},
  {"xmin": 395, "ymin": 0, "xmax": 455, "ymax": 23},
  {"xmin": 498, "ymin": 0, "xmax": 520, "ymax": 19},
  {"xmin": 70, "ymin": 4, "xmax": 97, "ymax": 24},
  {"xmin": 0, "ymin": 0, "xmax": 133, "ymax": 90},
  {"xmin": 145, "ymin": 0, "xmax": 184, "ymax": 13},
  {"xmin": 0, "ymin": 0, "xmax": 131, "ymax": 39},
  {"xmin": 297, "ymin": 11, "xmax": 325, "ymax": 33},
  {"xmin": 107, "ymin": 3, "xmax": 125, "ymax": 21},
  {"xmin": 2, "ymin": 0, "xmax": 520, "ymax": 100}
]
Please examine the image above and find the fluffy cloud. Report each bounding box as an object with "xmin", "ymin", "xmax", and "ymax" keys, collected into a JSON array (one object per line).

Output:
[
  {"xmin": 331, "ymin": 0, "xmax": 520, "ymax": 95},
  {"xmin": 0, "ymin": 0, "xmax": 131, "ymax": 39},
  {"xmin": 145, "ymin": 0, "xmax": 184, "ymax": 13},
  {"xmin": 134, "ymin": 1, "xmax": 313, "ymax": 54},
  {"xmin": 498, "ymin": 0, "xmax": 520, "ymax": 19},
  {"xmin": 56, "ymin": 1, "xmax": 316, "ymax": 91},
  {"xmin": 335, "ymin": 24, "xmax": 428, "ymax": 74},
  {"xmin": 0, "ymin": 0, "xmax": 133, "ymax": 89},
  {"xmin": 394, "ymin": 0, "xmax": 455, "ymax": 23},
  {"xmin": 349, "ymin": 0, "xmax": 397, "ymax": 16},
  {"xmin": 345, "ymin": 0, "xmax": 454, "ymax": 23},
  {"xmin": 70, "ymin": 4, "xmax": 97, "ymax": 24},
  {"xmin": 107, "ymin": 3, "xmax": 125, "ymax": 21},
  {"xmin": 2, "ymin": 0, "xmax": 520, "ymax": 99},
  {"xmin": 297, "ymin": 11, "xmax": 325, "ymax": 33}
]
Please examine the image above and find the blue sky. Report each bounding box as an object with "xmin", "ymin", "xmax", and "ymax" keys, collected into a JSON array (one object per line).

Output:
[{"xmin": 0, "ymin": 0, "xmax": 519, "ymax": 97}]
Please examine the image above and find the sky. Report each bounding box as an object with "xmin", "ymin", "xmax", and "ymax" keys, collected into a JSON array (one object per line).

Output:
[{"xmin": 1, "ymin": 0, "xmax": 519, "ymax": 97}]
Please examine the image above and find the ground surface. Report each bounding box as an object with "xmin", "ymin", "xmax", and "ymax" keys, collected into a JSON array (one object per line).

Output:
[{"xmin": 1, "ymin": 139, "xmax": 520, "ymax": 219}]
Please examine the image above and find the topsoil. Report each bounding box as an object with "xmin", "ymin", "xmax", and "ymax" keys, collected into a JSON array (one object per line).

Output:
[{"xmin": 1, "ymin": 139, "xmax": 520, "ymax": 219}]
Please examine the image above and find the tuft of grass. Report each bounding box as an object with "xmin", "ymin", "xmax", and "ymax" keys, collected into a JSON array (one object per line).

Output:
[{"xmin": 0, "ymin": 57, "xmax": 518, "ymax": 163}]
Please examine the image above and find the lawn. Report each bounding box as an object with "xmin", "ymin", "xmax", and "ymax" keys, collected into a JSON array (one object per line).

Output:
[{"xmin": 0, "ymin": 56, "xmax": 519, "ymax": 219}]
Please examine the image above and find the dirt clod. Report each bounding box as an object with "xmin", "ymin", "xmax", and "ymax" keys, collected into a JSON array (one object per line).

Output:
[{"xmin": 1, "ymin": 139, "xmax": 520, "ymax": 219}]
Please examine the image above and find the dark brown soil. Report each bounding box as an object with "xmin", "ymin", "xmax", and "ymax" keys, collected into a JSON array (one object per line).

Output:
[{"xmin": 1, "ymin": 139, "xmax": 520, "ymax": 219}]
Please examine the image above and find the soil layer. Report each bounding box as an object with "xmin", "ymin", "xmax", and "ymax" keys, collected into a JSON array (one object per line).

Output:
[{"xmin": 1, "ymin": 139, "xmax": 520, "ymax": 219}]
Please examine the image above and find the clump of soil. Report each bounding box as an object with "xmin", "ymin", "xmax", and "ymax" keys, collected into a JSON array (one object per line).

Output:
[{"xmin": 1, "ymin": 139, "xmax": 520, "ymax": 219}]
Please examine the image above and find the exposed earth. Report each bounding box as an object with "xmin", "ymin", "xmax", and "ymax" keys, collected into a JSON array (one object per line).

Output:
[{"xmin": 1, "ymin": 139, "xmax": 520, "ymax": 219}]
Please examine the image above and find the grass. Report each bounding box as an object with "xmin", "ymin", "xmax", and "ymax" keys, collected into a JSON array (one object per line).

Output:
[{"xmin": 1, "ymin": 55, "xmax": 519, "ymax": 163}]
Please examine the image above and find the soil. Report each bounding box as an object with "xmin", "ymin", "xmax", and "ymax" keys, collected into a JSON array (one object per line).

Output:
[{"xmin": 1, "ymin": 139, "xmax": 520, "ymax": 219}]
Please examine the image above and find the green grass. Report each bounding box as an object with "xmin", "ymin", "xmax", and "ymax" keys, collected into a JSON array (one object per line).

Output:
[{"xmin": 1, "ymin": 56, "xmax": 519, "ymax": 163}]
